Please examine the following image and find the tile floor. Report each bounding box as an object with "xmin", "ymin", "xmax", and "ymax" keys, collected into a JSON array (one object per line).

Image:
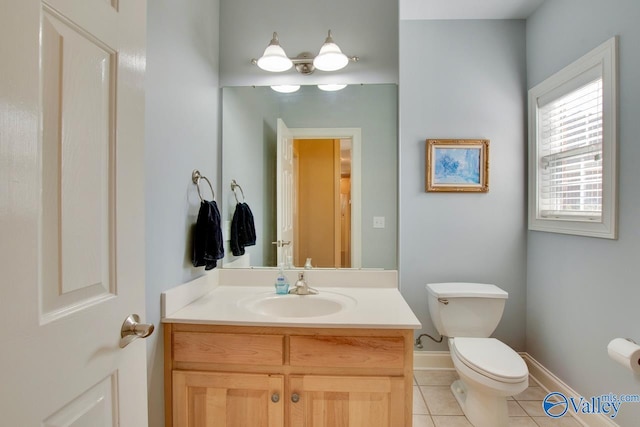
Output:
[{"xmin": 413, "ymin": 370, "xmax": 583, "ymax": 427}]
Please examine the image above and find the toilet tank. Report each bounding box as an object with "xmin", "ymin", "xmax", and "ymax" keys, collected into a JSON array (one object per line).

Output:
[{"xmin": 426, "ymin": 283, "xmax": 508, "ymax": 338}]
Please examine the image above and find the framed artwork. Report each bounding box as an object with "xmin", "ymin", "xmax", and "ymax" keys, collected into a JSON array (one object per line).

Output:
[{"xmin": 425, "ymin": 139, "xmax": 489, "ymax": 193}]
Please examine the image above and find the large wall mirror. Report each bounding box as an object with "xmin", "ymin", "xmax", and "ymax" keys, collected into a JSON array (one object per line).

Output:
[{"xmin": 221, "ymin": 84, "xmax": 397, "ymax": 269}]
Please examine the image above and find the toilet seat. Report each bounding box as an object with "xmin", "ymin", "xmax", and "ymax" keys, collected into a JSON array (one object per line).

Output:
[{"xmin": 450, "ymin": 337, "xmax": 528, "ymax": 384}]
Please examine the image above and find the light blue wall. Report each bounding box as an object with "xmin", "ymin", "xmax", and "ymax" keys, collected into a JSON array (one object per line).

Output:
[
  {"xmin": 145, "ymin": 0, "xmax": 220, "ymax": 425},
  {"xmin": 526, "ymin": 1, "xmax": 640, "ymax": 424},
  {"xmin": 399, "ymin": 20, "xmax": 528, "ymax": 351}
]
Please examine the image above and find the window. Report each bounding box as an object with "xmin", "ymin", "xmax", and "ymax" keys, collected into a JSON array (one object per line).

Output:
[{"xmin": 528, "ymin": 37, "xmax": 617, "ymax": 239}]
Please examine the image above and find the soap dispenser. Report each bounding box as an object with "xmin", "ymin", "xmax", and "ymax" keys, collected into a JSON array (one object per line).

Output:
[{"xmin": 274, "ymin": 264, "xmax": 289, "ymax": 295}]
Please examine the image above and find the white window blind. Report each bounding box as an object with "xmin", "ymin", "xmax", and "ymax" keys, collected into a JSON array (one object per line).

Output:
[
  {"xmin": 528, "ymin": 36, "xmax": 617, "ymax": 239},
  {"xmin": 538, "ymin": 78, "xmax": 603, "ymax": 221}
]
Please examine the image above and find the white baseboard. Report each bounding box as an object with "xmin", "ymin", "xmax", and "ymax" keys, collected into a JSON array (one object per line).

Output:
[
  {"xmin": 413, "ymin": 351, "xmax": 454, "ymax": 370},
  {"xmin": 414, "ymin": 351, "xmax": 619, "ymax": 427},
  {"xmin": 521, "ymin": 353, "xmax": 619, "ymax": 427}
]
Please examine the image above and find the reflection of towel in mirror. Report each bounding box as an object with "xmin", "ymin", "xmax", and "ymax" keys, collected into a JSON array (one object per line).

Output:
[
  {"xmin": 192, "ymin": 200, "xmax": 224, "ymax": 270},
  {"xmin": 230, "ymin": 202, "xmax": 256, "ymax": 256}
]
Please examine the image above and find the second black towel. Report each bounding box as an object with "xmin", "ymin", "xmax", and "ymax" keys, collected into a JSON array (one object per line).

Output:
[{"xmin": 230, "ymin": 202, "xmax": 256, "ymax": 256}]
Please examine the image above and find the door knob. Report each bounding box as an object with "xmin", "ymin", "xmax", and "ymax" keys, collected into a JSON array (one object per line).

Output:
[
  {"xmin": 291, "ymin": 393, "xmax": 300, "ymax": 403},
  {"xmin": 120, "ymin": 314, "xmax": 154, "ymax": 348}
]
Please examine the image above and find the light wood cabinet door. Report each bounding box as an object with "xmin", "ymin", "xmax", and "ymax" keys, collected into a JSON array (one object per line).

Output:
[
  {"xmin": 173, "ymin": 371, "xmax": 284, "ymax": 427},
  {"xmin": 289, "ymin": 375, "xmax": 405, "ymax": 427}
]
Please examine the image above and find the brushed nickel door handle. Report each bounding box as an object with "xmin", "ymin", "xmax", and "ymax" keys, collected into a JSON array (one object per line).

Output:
[{"xmin": 120, "ymin": 314, "xmax": 154, "ymax": 348}]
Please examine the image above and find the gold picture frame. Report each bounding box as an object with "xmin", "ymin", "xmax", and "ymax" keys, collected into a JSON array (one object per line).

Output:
[{"xmin": 426, "ymin": 139, "xmax": 489, "ymax": 193}]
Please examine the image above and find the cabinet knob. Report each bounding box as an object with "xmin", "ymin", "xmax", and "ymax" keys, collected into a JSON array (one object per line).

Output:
[
  {"xmin": 271, "ymin": 393, "xmax": 280, "ymax": 403},
  {"xmin": 291, "ymin": 393, "xmax": 300, "ymax": 403}
]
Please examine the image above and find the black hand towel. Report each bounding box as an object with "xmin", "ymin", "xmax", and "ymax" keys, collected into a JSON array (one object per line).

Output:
[
  {"xmin": 192, "ymin": 200, "xmax": 224, "ymax": 270},
  {"xmin": 230, "ymin": 202, "xmax": 257, "ymax": 256}
]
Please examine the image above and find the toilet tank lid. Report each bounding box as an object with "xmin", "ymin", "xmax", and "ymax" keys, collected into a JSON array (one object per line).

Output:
[{"xmin": 426, "ymin": 283, "xmax": 508, "ymax": 299}]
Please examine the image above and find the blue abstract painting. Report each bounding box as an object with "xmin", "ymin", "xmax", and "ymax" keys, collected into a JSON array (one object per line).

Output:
[{"xmin": 433, "ymin": 147, "xmax": 481, "ymax": 184}]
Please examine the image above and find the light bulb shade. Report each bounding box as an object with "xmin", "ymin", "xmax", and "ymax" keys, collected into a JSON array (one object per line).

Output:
[
  {"xmin": 313, "ymin": 31, "xmax": 349, "ymax": 71},
  {"xmin": 317, "ymin": 84, "xmax": 347, "ymax": 92},
  {"xmin": 256, "ymin": 33, "xmax": 293, "ymax": 72},
  {"xmin": 271, "ymin": 85, "xmax": 300, "ymax": 93}
]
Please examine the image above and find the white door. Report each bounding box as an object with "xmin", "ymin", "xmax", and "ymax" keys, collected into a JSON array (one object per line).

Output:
[
  {"xmin": 0, "ymin": 0, "xmax": 149, "ymax": 426},
  {"xmin": 276, "ymin": 118, "xmax": 295, "ymax": 265}
]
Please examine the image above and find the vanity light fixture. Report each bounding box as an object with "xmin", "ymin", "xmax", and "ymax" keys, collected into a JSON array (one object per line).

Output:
[
  {"xmin": 314, "ymin": 31, "xmax": 350, "ymax": 71},
  {"xmin": 255, "ymin": 33, "xmax": 293, "ymax": 72},
  {"xmin": 252, "ymin": 30, "xmax": 359, "ymax": 75}
]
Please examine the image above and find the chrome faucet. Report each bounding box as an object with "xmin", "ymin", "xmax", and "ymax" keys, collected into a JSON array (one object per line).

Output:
[{"xmin": 289, "ymin": 272, "xmax": 318, "ymax": 295}]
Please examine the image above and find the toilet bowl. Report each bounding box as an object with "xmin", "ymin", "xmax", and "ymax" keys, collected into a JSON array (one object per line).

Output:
[
  {"xmin": 426, "ymin": 283, "xmax": 529, "ymax": 427},
  {"xmin": 449, "ymin": 337, "xmax": 528, "ymax": 427}
]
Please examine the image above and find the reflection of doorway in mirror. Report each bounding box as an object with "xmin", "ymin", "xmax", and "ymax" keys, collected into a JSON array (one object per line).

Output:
[{"xmin": 293, "ymin": 138, "xmax": 351, "ymax": 268}]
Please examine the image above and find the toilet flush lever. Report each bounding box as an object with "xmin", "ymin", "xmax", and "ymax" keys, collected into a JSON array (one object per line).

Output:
[{"xmin": 438, "ymin": 298, "xmax": 449, "ymax": 305}]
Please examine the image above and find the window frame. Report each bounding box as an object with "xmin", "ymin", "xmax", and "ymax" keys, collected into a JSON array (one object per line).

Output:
[{"xmin": 528, "ymin": 37, "xmax": 618, "ymax": 239}]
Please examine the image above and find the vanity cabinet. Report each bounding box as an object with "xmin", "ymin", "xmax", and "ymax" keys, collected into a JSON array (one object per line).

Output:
[
  {"xmin": 288, "ymin": 375, "xmax": 404, "ymax": 426},
  {"xmin": 164, "ymin": 323, "xmax": 413, "ymax": 427},
  {"xmin": 173, "ymin": 371, "xmax": 284, "ymax": 426}
]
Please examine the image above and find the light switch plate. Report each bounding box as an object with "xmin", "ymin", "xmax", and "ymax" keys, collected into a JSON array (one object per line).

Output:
[{"xmin": 373, "ymin": 216, "xmax": 385, "ymax": 229}]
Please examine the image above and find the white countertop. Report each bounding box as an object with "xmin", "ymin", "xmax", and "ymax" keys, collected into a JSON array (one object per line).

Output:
[{"xmin": 162, "ymin": 284, "xmax": 421, "ymax": 329}]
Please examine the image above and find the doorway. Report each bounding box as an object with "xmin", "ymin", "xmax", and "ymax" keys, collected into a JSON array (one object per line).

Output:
[
  {"xmin": 284, "ymin": 126, "xmax": 362, "ymax": 268},
  {"xmin": 293, "ymin": 138, "xmax": 352, "ymax": 268}
]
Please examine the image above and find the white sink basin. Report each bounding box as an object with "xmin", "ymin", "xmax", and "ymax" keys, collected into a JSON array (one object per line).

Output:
[{"xmin": 239, "ymin": 291, "xmax": 356, "ymax": 318}]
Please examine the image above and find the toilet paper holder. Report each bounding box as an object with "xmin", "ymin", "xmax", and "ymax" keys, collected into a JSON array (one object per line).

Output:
[{"xmin": 608, "ymin": 337, "xmax": 640, "ymax": 373}]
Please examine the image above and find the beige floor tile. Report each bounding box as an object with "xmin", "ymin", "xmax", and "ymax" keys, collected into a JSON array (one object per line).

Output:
[
  {"xmin": 414, "ymin": 386, "xmax": 430, "ymax": 415},
  {"xmin": 518, "ymin": 401, "xmax": 546, "ymax": 417},
  {"xmin": 413, "ymin": 414, "xmax": 436, "ymax": 427},
  {"xmin": 532, "ymin": 416, "xmax": 582, "ymax": 426},
  {"xmin": 432, "ymin": 416, "xmax": 473, "ymax": 427},
  {"xmin": 514, "ymin": 386, "xmax": 549, "ymax": 401},
  {"xmin": 414, "ymin": 370, "xmax": 458, "ymax": 386},
  {"xmin": 420, "ymin": 386, "xmax": 464, "ymax": 416},
  {"xmin": 509, "ymin": 417, "xmax": 539, "ymax": 426},
  {"xmin": 508, "ymin": 400, "xmax": 528, "ymax": 416},
  {"xmin": 413, "ymin": 370, "xmax": 569, "ymax": 427}
]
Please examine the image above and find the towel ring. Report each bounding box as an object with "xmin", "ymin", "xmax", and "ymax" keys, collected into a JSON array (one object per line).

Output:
[
  {"xmin": 192, "ymin": 170, "xmax": 214, "ymax": 202},
  {"xmin": 230, "ymin": 179, "xmax": 245, "ymax": 203}
]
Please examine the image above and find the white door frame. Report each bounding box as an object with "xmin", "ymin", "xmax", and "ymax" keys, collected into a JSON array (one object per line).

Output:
[{"xmin": 289, "ymin": 127, "xmax": 362, "ymax": 269}]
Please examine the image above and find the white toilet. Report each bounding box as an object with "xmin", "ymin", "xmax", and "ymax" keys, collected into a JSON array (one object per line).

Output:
[{"xmin": 426, "ymin": 283, "xmax": 528, "ymax": 427}]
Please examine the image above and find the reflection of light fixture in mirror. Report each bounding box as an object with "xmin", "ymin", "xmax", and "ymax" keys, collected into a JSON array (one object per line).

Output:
[
  {"xmin": 252, "ymin": 30, "xmax": 358, "ymax": 75},
  {"xmin": 271, "ymin": 85, "xmax": 300, "ymax": 94},
  {"xmin": 317, "ymin": 84, "xmax": 347, "ymax": 92}
]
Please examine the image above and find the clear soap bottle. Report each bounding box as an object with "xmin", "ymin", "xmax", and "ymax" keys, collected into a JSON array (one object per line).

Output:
[{"xmin": 274, "ymin": 263, "xmax": 289, "ymax": 294}]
